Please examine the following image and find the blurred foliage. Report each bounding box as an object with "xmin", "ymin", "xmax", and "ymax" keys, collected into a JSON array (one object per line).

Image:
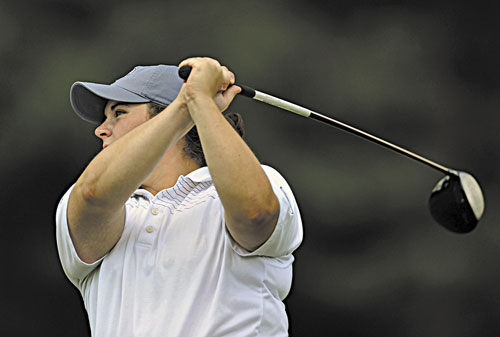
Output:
[{"xmin": 1, "ymin": 0, "xmax": 500, "ymax": 336}]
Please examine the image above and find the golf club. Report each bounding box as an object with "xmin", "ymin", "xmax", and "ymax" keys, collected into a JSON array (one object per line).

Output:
[{"xmin": 178, "ymin": 66, "xmax": 485, "ymax": 233}]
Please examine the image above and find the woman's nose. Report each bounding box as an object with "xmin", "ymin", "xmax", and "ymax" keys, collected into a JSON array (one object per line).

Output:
[{"xmin": 95, "ymin": 121, "xmax": 112, "ymax": 139}]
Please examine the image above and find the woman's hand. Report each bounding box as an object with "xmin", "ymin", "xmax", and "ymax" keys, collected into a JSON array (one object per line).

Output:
[
  {"xmin": 178, "ymin": 57, "xmax": 241, "ymax": 112},
  {"xmin": 213, "ymin": 85, "xmax": 241, "ymax": 112}
]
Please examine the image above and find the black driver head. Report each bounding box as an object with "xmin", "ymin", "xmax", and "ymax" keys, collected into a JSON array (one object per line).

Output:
[{"xmin": 428, "ymin": 172, "xmax": 484, "ymax": 233}]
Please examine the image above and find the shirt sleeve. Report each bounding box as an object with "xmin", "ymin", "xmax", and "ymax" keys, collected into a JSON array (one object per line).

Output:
[
  {"xmin": 55, "ymin": 185, "xmax": 104, "ymax": 288},
  {"xmin": 228, "ymin": 165, "xmax": 303, "ymax": 258}
]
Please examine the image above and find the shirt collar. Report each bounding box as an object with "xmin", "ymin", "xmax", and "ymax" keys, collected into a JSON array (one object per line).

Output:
[
  {"xmin": 183, "ymin": 166, "xmax": 212, "ymax": 183},
  {"xmin": 133, "ymin": 166, "xmax": 212, "ymax": 200}
]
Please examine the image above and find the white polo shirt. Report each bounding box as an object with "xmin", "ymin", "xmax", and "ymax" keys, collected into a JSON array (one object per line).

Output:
[{"xmin": 56, "ymin": 165, "xmax": 303, "ymax": 337}]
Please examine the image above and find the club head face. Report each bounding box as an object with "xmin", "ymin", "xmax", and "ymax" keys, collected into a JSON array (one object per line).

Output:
[{"xmin": 428, "ymin": 172, "xmax": 485, "ymax": 233}]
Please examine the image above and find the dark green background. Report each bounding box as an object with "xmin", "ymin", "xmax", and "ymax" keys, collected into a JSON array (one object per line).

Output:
[{"xmin": 1, "ymin": 1, "xmax": 499, "ymax": 336}]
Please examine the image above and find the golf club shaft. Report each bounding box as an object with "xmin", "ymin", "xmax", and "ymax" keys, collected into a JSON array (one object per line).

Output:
[{"xmin": 178, "ymin": 66, "xmax": 452, "ymax": 175}]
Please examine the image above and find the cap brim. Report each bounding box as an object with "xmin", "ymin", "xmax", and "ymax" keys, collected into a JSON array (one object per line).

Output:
[{"xmin": 70, "ymin": 82, "xmax": 150, "ymax": 124}]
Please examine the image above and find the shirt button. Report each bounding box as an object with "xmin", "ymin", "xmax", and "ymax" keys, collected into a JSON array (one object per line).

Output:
[
  {"xmin": 151, "ymin": 208, "xmax": 159, "ymax": 215},
  {"xmin": 146, "ymin": 225, "xmax": 154, "ymax": 233}
]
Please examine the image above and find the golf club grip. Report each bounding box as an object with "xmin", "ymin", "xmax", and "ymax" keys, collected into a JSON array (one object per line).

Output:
[{"xmin": 177, "ymin": 65, "xmax": 256, "ymax": 98}]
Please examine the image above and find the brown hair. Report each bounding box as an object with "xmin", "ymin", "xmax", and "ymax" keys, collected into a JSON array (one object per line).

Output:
[{"xmin": 147, "ymin": 103, "xmax": 245, "ymax": 167}]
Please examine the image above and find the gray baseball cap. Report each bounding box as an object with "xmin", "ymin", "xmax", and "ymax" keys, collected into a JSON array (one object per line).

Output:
[{"xmin": 70, "ymin": 65, "xmax": 183, "ymax": 124}]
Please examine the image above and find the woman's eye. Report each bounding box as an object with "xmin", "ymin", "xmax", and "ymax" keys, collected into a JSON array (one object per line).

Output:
[{"xmin": 115, "ymin": 109, "xmax": 127, "ymax": 117}]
